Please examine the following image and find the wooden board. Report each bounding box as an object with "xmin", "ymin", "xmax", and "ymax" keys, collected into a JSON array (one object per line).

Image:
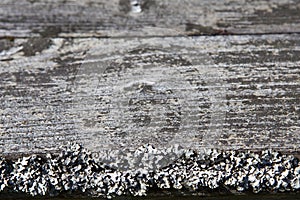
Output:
[
  {"xmin": 1, "ymin": 0, "xmax": 300, "ymax": 38},
  {"xmin": 0, "ymin": 34, "xmax": 299, "ymax": 157}
]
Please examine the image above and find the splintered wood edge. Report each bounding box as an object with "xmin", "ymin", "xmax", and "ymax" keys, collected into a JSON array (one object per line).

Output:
[{"xmin": 0, "ymin": 0, "xmax": 300, "ymax": 37}]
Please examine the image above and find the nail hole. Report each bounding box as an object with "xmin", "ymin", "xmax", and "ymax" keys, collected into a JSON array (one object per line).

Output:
[{"xmin": 131, "ymin": 0, "xmax": 142, "ymax": 13}]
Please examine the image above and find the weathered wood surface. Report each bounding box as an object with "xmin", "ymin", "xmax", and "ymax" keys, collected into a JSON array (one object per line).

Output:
[
  {"xmin": 0, "ymin": 34, "xmax": 299, "ymax": 157},
  {"xmin": 1, "ymin": 0, "xmax": 300, "ymax": 38}
]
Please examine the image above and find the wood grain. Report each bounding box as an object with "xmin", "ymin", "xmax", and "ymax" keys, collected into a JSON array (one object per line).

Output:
[
  {"xmin": 0, "ymin": 0, "xmax": 300, "ymax": 38},
  {"xmin": 0, "ymin": 34, "xmax": 299, "ymax": 157}
]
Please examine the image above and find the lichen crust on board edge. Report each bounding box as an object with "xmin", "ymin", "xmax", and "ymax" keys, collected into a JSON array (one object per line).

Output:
[{"xmin": 0, "ymin": 142, "xmax": 299, "ymax": 198}]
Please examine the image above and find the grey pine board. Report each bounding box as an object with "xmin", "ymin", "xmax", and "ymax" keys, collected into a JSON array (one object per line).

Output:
[
  {"xmin": 0, "ymin": 34, "xmax": 300, "ymax": 157},
  {"xmin": 1, "ymin": 0, "xmax": 300, "ymax": 38}
]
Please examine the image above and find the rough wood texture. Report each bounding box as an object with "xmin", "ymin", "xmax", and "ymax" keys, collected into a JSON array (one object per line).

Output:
[
  {"xmin": 1, "ymin": 0, "xmax": 300, "ymax": 38},
  {"xmin": 0, "ymin": 34, "xmax": 299, "ymax": 157}
]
